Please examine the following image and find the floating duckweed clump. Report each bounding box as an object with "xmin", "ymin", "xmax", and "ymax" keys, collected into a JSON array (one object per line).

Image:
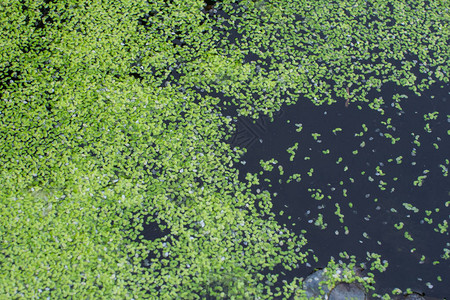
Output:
[{"xmin": 1, "ymin": 0, "xmax": 449, "ymax": 298}]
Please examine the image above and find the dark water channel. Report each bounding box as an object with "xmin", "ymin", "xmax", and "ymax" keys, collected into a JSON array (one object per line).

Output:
[{"xmin": 229, "ymin": 82, "xmax": 449, "ymax": 297}]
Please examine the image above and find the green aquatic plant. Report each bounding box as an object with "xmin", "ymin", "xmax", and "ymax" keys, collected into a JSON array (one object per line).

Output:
[
  {"xmin": 1, "ymin": 0, "xmax": 449, "ymax": 297},
  {"xmin": 334, "ymin": 203, "xmax": 345, "ymax": 223},
  {"xmin": 286, "ymin": 173, "xmax": 302, "ymax": 184},
  {"xmin": 287, "ymin": 142, "xmax": 299, "ymax": 161},
  {"xmin": 260, "ymin": 158, "xmax": 278, "ymax": 172}
]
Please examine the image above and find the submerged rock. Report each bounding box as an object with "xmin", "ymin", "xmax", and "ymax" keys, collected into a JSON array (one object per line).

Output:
[
  {"xmin": 393, "ymin": 293, "xmax": 426, "ymax": 300},
  {"xmin": 303, "ymin": 269, "xmax": 332, "ymax": 298},
  {"xmin": 404, "ymin": 294, "xmax": 425, "ymax": 300},
  {"xmin": 302, "ymin": 268, "xmax": 367, "ymax": 300},
  {"xmin": 329, "ymin": 283, "xmax": 366, "ymax": 300}
]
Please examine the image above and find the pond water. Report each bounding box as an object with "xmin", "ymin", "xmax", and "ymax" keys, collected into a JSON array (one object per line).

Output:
[{"xmin": 229, "ymin": 81, "xmax": 449, "ymax": 297}]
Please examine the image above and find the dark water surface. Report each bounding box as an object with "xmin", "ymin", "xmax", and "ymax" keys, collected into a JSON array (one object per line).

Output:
[{"xmin": 230, "ymin": 82, "xmax": 449, "ymax": 297}]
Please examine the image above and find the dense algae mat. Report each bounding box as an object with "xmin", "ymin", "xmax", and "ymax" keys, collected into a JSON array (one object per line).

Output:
[{"xmin": 1, "ymin": 0, "xmax": 448, "ymax": 298}]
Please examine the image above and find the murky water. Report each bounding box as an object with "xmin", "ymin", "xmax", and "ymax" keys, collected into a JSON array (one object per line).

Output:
[{"xmin": 230, "ymin": 81, "xmax": 449, "ymax": 297}]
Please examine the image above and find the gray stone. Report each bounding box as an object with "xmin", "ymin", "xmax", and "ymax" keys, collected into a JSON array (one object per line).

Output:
[
  {"xmin": 302, "ymin": 268, "xmax": 367, "ymax": 300},
  {"xmin": 329, "ymin": 282, "xmax": 366, "ymax": 300},
  {"xmin": 404, "ymin": 294, "xmax": 425, "ymax": 300},
  {"xmin": 303, "ymin": 269, "xmax": 332, "ymax": 299}
]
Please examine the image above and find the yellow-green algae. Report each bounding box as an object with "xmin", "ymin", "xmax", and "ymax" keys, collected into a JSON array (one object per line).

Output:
[{"xmin": 1, "ymin": 0, "xmax": 448, "ymax": 298}]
